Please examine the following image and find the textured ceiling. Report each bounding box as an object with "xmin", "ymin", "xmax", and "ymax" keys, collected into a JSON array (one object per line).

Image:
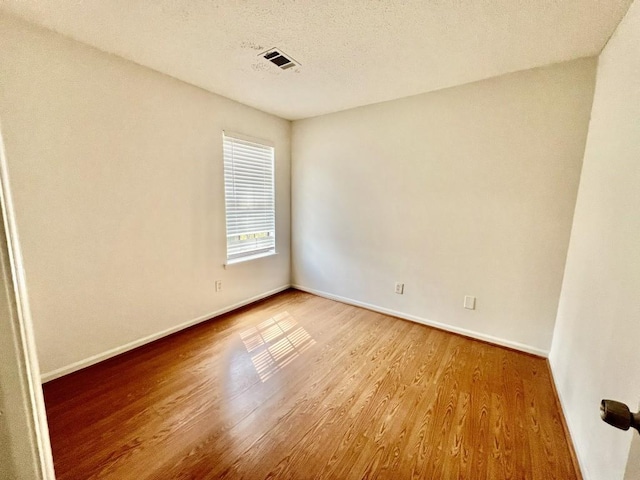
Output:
[{"xmin": 0, "ymin": 0, "xmax": 633, "ymax": 120}]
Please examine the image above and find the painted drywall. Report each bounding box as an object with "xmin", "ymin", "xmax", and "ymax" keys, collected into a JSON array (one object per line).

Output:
[
  {"xmin": 1, "ymin": 0, "xmax": 631, "ymax": 120},
  {"xmin": 292, "ymin": 58, "xmax": 596, "ymax": 354},
  {"xmin": 549, "ymin": 1, "xmax": 640, "ymax": 479},
  {"xmin": 0, "ymin": 13, "xmax": 291, "ymax": 378}
]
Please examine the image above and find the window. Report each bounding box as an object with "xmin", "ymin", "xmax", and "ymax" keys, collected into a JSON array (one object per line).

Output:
[{"xmin": 223, "ymin": 133, "xmax": 276, "ymax": 263}]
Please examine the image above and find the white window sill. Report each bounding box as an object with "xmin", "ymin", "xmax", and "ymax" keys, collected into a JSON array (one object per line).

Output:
[{"xmin": 224, "ymin": 251, "xmax": 277, "ymax": 268}]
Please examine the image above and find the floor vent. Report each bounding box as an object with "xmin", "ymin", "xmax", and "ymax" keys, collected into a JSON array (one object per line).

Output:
[{"xmin": 261, "ymin": 48, "xmax": 299, "ymax": 70}]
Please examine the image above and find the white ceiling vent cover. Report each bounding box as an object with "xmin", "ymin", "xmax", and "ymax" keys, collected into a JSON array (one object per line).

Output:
[{"xmin": 261, "ymin": 48, "xmax": 300, "ymax": 70}]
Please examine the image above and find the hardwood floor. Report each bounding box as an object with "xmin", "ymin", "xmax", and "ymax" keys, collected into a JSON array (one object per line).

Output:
[{"xmin": 43, "ymin": 290, "xmax": 580, "ymax": 479}]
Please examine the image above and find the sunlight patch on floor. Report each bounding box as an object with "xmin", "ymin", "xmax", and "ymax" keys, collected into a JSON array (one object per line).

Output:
[{"xmin": 240, "ymin": 311, "xmax": 316, "ymax": 382}]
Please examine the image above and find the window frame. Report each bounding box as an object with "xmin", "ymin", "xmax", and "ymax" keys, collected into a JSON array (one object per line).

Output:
[{"xmin": 222, "ymin": 131, "xmax": 277, "ymax": 266}]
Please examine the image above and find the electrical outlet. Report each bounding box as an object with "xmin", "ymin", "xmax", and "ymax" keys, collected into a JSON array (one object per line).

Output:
[
  {"xmin": 395, "ymin": 282, "xmax": 404, "ymax": 295},
  {"xmin": 215, "ymin": 280, "xmax": 222, "ymax": 292},
  {"xmin": 464, "ymin": 295, "xmax": 476, "ymax": 310}
]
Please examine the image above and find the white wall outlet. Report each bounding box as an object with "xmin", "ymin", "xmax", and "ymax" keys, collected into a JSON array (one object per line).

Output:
[
  {"xmin": 464, "ymin": 295, "xmax": 476, "ymax": 310},
  {"xmin": 395, "ymin": 282, "xmax": 404, "ymax": 295},
  {"xmin": 215, "ymin": 280, "xmax": 222, "ymax": 292}
]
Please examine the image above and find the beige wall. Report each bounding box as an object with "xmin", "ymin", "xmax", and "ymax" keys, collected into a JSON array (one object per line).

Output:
[
  {"xmin": 0, "ymin": 13, "xmax": 291, "ymax": 378},
  {"xmin": 549, "ymin": 1, "xmax": 640, "ymax": 479},
  {"xmin": 292, "ymin": 58, "xmax": 596, "ymax": 354}
]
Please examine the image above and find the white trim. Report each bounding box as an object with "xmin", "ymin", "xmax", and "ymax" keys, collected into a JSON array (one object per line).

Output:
[
  {"xmin": 548, "ymin": 360, "xmax": 588, "ymax": 479},
  {"xmin": 221, "ymin": 130, "xmax": 275, "ymax": 148},
  {"xmin": 41, "ymin": 284, "xmax": 291, "ymax": 383},
  {"xmin": 0, "ymin": 117, "xmax": 56, "ymax": 478},
  {"xmin": 224, "ymin": 250, "xmax": 277, "ymax": 268},
  {"xmin": 292, "ymin": 284, "xmax": 548, "ymax": 358}
]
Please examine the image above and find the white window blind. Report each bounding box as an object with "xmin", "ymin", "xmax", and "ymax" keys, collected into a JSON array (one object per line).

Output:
[{"xmin": 223, "ymin": 133, "xmax": 276, "ymax": 261}]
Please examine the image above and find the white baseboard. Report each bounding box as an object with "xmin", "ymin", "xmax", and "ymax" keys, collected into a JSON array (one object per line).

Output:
[
  {"xmin": 41, "ymin": 284, "xmax": 291, "ymax": 383},
  {"xmin": 292, "ymin": 284, "xmax": 548, "ymax": 358},
  {"xmin": 547, "ymin": 359, "xmax": 588, "ymax": 479}
]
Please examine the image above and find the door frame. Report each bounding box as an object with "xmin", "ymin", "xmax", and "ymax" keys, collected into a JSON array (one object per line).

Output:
[{"xmin": 0, "ymin": 118, "xmax": 55, "ymax": 478}]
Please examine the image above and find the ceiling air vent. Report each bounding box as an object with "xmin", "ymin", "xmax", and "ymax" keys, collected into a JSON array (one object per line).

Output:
[{"xmin": 261, "ymin": 48, "xmax": 299, "ymax": 70}]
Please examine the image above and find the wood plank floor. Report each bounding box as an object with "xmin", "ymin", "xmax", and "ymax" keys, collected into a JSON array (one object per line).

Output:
[{"xmin": 43, "ymin": 290, "xmax": 580, "ymax": 479}]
